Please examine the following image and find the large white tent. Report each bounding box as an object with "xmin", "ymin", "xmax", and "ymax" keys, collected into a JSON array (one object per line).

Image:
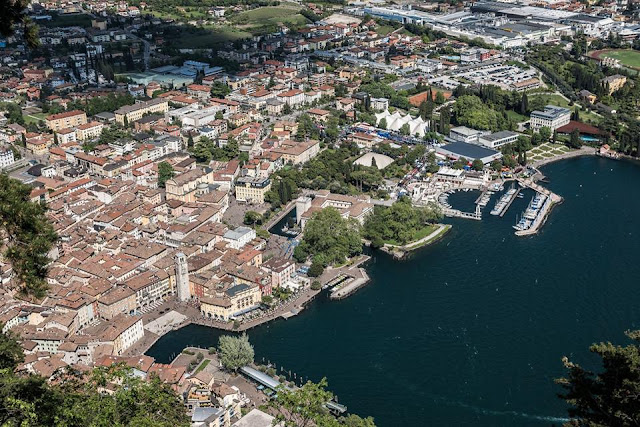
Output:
[{"xmin": 375, "ymin": 109, "xmax": 430, "ymax": 137}]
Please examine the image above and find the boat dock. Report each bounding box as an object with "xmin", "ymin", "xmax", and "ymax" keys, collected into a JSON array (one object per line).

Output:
[
  {"xmin": 490, "ymin": 186, "xmax": 520, "ymax": 217},
  {"xmin": 513, "ymin": 178, "xmax": 563, "ymax": 236},
  {"xmin": 442, "ymin": 203, "xmax": 482, "ymax": 221},
  {"xmin": 330, "ymin": 268, "xmax": 370, "ymax": 300}
]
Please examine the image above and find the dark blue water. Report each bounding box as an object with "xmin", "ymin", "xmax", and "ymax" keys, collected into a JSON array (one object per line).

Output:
[{"xmin": 148, "ymin": 156, "xmax": 640, "ymax": 426}]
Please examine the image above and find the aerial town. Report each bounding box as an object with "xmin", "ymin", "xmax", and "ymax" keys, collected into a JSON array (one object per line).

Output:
[{"xmin": 1, "ymin": 0, "xmax": 640, "ymax": 425}]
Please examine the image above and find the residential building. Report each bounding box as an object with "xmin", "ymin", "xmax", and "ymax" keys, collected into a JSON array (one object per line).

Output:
[
  {"xmin": 223, "ymin": 227, "xmax": 256, "ymax": 250},
  {"xmin": 46, "ymin": 110, "xmax": 87, "ymax": 132},
  {"xmin": 114, "ymin": 99, "xmax": 169, "ymax": 125},
  {"xmin": 75, "ymin": 121, "xmax": 104, "ymax": 141},
  {"xmin": 235, "ymin": 176, "xmax": 271, "ymax": 204}
]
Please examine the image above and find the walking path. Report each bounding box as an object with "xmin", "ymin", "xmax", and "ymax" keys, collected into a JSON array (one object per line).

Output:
[{"xmin": 532, "ymin": 146, "xmax": 596, "ymax": 168}]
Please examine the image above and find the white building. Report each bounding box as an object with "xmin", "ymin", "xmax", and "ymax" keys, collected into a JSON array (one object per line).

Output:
[
  {"xmin": 478, "ymin": 130, "xmax": 519, "ymax": 149},
  {"xmin": 223, "ymin": 227, "xmax": 256, "ymax": 250},
  {"xmin": 530, "ymin": 105, "xmax": 571, "ymax": 131},
  {"xmin": 0, "ymin": 147, "xmax": 15, "ymax": 168},
  {"xmin": 449, "ymin": 126, "xmax": 483, "ymax": 144}
]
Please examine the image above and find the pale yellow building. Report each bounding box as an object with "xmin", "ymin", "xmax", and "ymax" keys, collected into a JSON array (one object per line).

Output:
[
  {"xmin": 271, "ymin": 139, "xmax": 320, "ymax": 165},
  {"xmin": 200, "ymin": 283, "xmax": 262, "ymax": 321},
  {"xmin": 165, "ymin": 168, "xmax": 214, "ymax": 203},
  {"xmin": 75, "ymin": 121, "xmax": 104, "ymax": 141},
  {"xmin": 114, "ymin": 98, "xmax": 169, "ymax": 125},
  {"xmin": 235, "ymin": 176, "xmax": 271, "ymax": 204},
  {"xmin": 46, "ymin": 110, "xmax": 87, "ymax": 132}
]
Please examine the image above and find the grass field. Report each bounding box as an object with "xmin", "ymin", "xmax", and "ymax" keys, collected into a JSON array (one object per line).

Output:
[
  {"xmin": 23, "ymin": 112, "xmax": 46, "ymax": 125},
  {"xmin": 176, "ymin": 26, "xmax": 253, "ymax": 48},
  {"xmin": 375, "ymin": 25, "xmax": 395, "ymax": 36},
  {"xmin": 529, "ymin": 93, "xmax": 601, "ymax": 124},
  {"xmin": 40, "ymin": 13, "xmax": 92, "ymax": 28},
  {"xmin": 230, "ymin": 5, "xmax": 306, "ymax": 27},
  {"xmin": 600, "ymin": 49, "xmax": 640, "ymax": 69}
]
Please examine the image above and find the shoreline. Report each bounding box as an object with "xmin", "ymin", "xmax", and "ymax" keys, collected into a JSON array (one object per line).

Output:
[
  {"xmin": 380, "ymin": 223, "xmax": 452, "ymax": 259},
  {"xmin": 532, "ymin": 146, "xmax": 596, "ymax": 168}
]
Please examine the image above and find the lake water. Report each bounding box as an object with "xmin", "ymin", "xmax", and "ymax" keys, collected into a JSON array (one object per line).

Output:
[{"xmin": 147, "ymin": 156, "xmax": 640, "ymax": 426}]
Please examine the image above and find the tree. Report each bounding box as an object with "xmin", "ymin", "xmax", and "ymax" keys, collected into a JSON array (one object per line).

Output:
[
  {"xmin": 435, "ymin": 91, "xmax": 446, "ymax": 104},
  {"xmin": 244, "ymin": 211, "xmax": 262, "ymax": 226},
  {"xmin": 0, "ymin": 329, "xmax": 189, "ymax": 426},
  {"xmin": 569, "ymin": 129, "xmax": 582, "ymax": 149},
  {"xmin": 363, "ymin": 198, "xmax": 442, "ymax": 246},
  {"xmin": 399, "ymin": 123, "xmax": 410, "ymax": 136},
  {"xmin": 471, "ymin": 159, "xmax": 484, "ymax": 171},
  {"xmin": 0, "ymin": 0, "xmax": 39, "ymax": 48},
  {"xmin": 283, "ymin": 104, "xmax": 292, "ymax": 115},
  {"xmin": 296, "ymin": 208, "xmax": 362, "ymax": 266},
  {"xmin": 0, "ymin": 326, "xmax": 23, "ymax": 370},
  {"xmin": 157, "ymin": 161, "xmax": 174, "ymax": 188},
  {"xmin": 187, "ymin": 134, "xmax": 194, "ymax": 148},
  {"xmin": 218, "ymin": 334, "xmax": 254, "ymax": 372},
  {"xmin": 215, "ymin": 110, "xmax": 224, "ymax": 120},
  {"xmin": 210, "ymin": 82, "xmax": 231, "ymax": 98},
  {"xmin": 0, "ymin": 175, "xmax": 57, "ymax": 298},
  {"xmin": 270, "ymin": 378, "xmax": 376, "ymax": 427},
  {"xmin": 539, "ymin": 126, "xmax": 552, "ymax": 142},
  {"xmin": 378, "ymin": 118, "xmax": 387, "ymax": 130},
  {"xmin": 520, "ymin": 92, "xmax": 529, "ymax": 115},
  {"xmin": 490, "ymin": 160, "xmax": 502, "ymax": 172},
  {"xmin": 556, "ymin": 330, "xmax": 640, "ymax": 426},
  {"xmin": 308, "ymin": 261, "xmax": 324, "ymax": 277},
  {"xmin": 123, "ymin": 115, "xmax": 129, "ymax": 128}
]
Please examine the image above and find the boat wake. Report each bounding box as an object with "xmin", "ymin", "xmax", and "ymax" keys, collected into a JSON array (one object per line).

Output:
[{"xmin": 436, "ymin": 398, "xmax": 570, "ymax": 423}]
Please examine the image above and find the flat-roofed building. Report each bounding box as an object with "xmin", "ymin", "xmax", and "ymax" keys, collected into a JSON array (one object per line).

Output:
[
  {"xmin": 530, "ymin": 105, "xmax": 570, "ymax": 131},
  {"xmin": 478, "ymin": 130, "xmax": 519, "ymax": 149}
]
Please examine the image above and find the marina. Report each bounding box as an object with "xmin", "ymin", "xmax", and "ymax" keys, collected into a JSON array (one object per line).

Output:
[{"xmin": 490, "ymin": 185, "xmax": 520, "ymax": 217}]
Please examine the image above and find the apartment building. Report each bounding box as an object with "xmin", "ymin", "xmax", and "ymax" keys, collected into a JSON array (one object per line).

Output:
[
  {"xmin": 46, "ymin": 110, "xmax": 87, "ymax": 131},
  {"xmin": 235, "ymin": 176, "xmax": 271, "ymax": 204},
  {"xmin": 114, "ymin": 99, "xmax": 169, "ymax": 125},
  {"xmin": 75, "ymin": 121, "xmax": 104, "ymax": 141}
]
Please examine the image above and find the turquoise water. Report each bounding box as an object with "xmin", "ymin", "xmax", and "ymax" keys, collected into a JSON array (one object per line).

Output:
[{"xmin": 147, "ymin": 156, "xmax": 640, "ymax": 426}]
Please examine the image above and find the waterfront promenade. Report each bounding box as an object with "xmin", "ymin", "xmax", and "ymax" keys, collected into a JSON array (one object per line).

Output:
[{"xmin": 532, "ymin": 146, "xmax": 596, "ymax": 168}]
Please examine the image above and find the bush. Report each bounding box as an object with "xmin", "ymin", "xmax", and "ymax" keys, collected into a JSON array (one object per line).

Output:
[
  {"xmin": 196, "ymin": 352, "xmax": 204, "ymax": 362},
  {"xmin": 182, "ymin": 349, "xmax": 195, "ymax": 355},
  {"xmin": 208, "ymin": 347, "xmax": 216, "ymax": 355},
  {"xmin": 311, "ymin": 280, "xmax": 322, "ymax": 290}
]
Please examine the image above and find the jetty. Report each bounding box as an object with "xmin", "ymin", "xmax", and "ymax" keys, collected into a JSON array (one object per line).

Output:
[
  {"xmin": 442, "ymin": 203, "xmax": 482, "ymax": 220},
  {"xmin": 513, "ymin": 177, "xmax": 563, "ymax": 236},
  {"xmin": 330, "ymin": 268, "xmax": 370, "ymax": 300}
]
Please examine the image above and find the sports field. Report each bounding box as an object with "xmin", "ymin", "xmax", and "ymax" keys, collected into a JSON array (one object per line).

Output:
[{"xmin": 592, "ymin": 49, "xmax": 640, "ymax": 69}]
